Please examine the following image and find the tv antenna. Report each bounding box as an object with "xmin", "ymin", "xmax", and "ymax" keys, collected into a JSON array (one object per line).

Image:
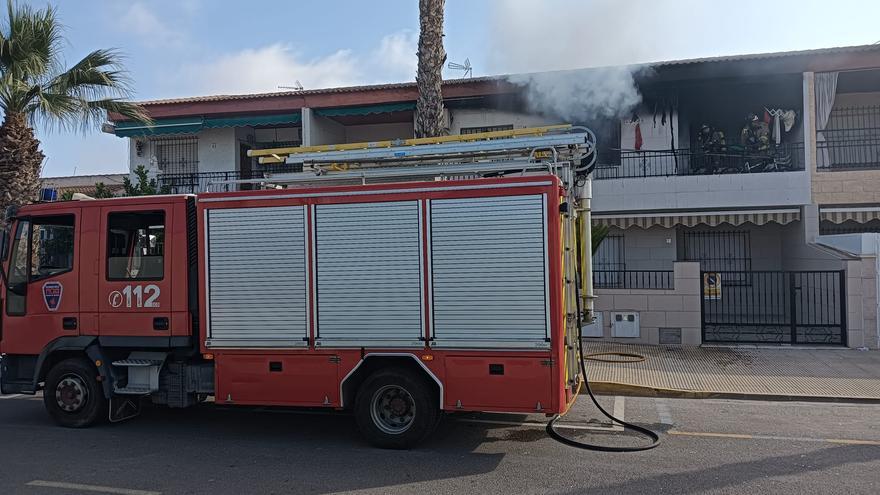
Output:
[
  {"xmin": 278, "ymin": 80, "xmax": 304, "ymax": 91},
  {"xmin": 447, "ymin": 58, "xmax": 472, "ymax": 78}
]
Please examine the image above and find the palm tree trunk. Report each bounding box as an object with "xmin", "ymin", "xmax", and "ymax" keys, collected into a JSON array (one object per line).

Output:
[
  {"xmin": 0, "ymin": 113, "xmax": 44, "ymax": 216},
  {"xmin": 415, "ymin": 0, "xmax": 446, "ymax": 138}
]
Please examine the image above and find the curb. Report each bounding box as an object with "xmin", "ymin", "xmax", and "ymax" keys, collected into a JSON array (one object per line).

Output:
[{"xmin": 588, "ymin": 381, "xmax": 880, "ymax": 404}]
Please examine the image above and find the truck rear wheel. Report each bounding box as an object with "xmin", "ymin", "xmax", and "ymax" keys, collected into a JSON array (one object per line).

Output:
[
  {"xmin": 354, "ymin": 368, "xmax": 440, "ymax": 449},
  {"xmin": 43, "ymin": 358, "xmax": 108, "ymax": 428}
]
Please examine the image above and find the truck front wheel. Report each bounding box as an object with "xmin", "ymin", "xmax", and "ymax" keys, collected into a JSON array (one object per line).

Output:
[
  {"xmin": 43, "ymin": 358, "xmax": 108, "ymax": 428},
  {"xmin": 354, "ymin": 368, "xmax": 440, "ymax": 449}
]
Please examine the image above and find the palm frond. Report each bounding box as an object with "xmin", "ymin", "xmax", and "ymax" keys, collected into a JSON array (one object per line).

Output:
[
  {"xmin": 0, "ymin": 0, "xmax": 63, "ymax": 84},
  {"xmin": 47, "ymin": 48, "xmax": 132, "ymax": 101}
]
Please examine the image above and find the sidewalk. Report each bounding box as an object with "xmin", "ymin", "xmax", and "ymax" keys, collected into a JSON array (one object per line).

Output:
[{"xmin": 584, "ymin": 341, "xmax": 880, "ymax": 402}]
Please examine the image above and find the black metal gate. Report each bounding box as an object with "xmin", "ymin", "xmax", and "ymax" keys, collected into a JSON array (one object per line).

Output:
[{"xmin": 701, "ymin": 270, "xmax": 846, "ymax": 345}]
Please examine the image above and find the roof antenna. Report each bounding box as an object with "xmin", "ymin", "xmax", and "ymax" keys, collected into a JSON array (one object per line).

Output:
[
  {"xmin": 447, "ymin": 58, "xmax": 472, "ymax": 78},
  {"xmin": 278, "ymin": 80, "xmax": 304, "ymax": 91}
]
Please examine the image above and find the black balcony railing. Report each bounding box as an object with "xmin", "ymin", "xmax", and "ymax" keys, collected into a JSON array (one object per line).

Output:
[
  {"xmin": 157, "ymin": 167, "xmax": 302, "ymax": 194},
  {"xmin": 594, "ymin": 142, "xmax": 805, "ymax": 179},
  {"xmin": 593, "ymin": 270, "xmax": 674, "ymax": 290},
  {"xmin": 817, "ymin": 105, "xmax": 880, "ymax": 170}
]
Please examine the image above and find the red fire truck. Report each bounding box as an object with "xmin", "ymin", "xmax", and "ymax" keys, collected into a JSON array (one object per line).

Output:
[{"xmin": 0, "ymin": 125, "xmax": 596, "ymax": 448}]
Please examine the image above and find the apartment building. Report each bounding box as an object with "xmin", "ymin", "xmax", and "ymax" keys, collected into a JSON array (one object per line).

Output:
[{"xmin": 106, "ymin": 44, "xmax": 880, "ymax": 349}]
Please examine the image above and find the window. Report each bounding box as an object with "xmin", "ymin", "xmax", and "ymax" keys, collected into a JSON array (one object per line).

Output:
[
  {"xmin": 151, "ymin": 137, "xmax": 198, "ymax": 174},
  {"xmin": 30, "ymin": 215, "xmax": 75, "ymax": 281},
  {"xmin": 592, "ymin": 233, "xmax": 625, "ymax": 288},
  {"xmin": 460, "ymin": 124, "xmax": 514, "ymax": 135},
  {"xmin": 6, "ymin": 220, "xmax": 30, "ymax": 315},
  {"xmin": 683, "ymin": 230, "xmax": 751, "ymax": 284},
  {"xmin": 107, "ymin": 211, "xmax": 165, "ymax": 280}
]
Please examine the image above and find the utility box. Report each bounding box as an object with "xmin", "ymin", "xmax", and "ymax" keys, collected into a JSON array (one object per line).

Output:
[
  {"xmin": 582, "ymin": 312, "xmax": 603, "ymax": 338},
  {"xmin": 611, "ymin": 312, "xmax": 640, "ymax": 338}
]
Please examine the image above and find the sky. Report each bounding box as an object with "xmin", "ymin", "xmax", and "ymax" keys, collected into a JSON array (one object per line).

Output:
[{"xmin": 20, "ymin": 0, "xmax": 880, "ymax": 177}]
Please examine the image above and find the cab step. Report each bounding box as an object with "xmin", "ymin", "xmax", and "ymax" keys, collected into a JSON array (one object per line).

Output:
[
  {"xmin": 112, "ymin": 359, "xmax": 165, "ymax": 367},
  {"xmin": 111, "ymin": 352, "xmax": 167, "ymax": 396},
  {"xmin": 113, "ymin": 385, "xmax": 153, "ymax": 395}
]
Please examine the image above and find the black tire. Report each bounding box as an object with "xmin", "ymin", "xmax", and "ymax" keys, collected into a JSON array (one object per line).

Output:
[
  {"xmin": 354, "ymin": 367, "xmax": 440, "ymax": 449},
  {"xmin": 43, "ymin": 358, "xmax": 108, "ymax": 428}
]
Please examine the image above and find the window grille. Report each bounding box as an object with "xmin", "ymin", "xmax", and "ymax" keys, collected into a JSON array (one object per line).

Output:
[
  {"xmin": 149, "ymin": 137, "xmax": 198, "ymax": 174},
  {"xmin": 683, "ymin": 230, "xmax": 752, "ymax": 284}
]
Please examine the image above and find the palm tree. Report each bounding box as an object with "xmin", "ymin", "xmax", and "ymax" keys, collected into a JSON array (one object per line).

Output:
[
  {"xmin": 0, "ymin": 1, "xmax": 148, "ymax": 215},
  {"xmin": 414, "ymin": 0, "xmax": 446, "ymax": 138}
]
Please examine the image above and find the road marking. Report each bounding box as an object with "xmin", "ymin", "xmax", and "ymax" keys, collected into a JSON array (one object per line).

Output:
[
  {"xmin": 669, "ymin": 430, "xmax": 880, "ymax": 446},
  {"xmin": 0, "ymin": 394, "xmax": 23, "ymax": 400},
  {"xmin": 455, "ymin": 418, "xmax": 619, "ymax": 432},
  {"xmin": 26, "ymin": 480, "xmax": 161, "ymax": 495},
  {"xmin": 655, "ymin": 398, "xmax": 674, "ymax": 425}
]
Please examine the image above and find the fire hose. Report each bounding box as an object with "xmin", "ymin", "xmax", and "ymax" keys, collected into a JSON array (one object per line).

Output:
[{"xmin": 545, "ymin": 197, "xmax": 660, "ymax": 452}]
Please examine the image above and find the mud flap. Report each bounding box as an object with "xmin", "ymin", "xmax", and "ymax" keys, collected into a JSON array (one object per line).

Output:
[{"xmin": 108, "ymin": 396, "xmax": 142, "ymax": 423}]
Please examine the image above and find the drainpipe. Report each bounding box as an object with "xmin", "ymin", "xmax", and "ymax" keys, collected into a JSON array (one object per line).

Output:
[
  {"xmin": 875, "ymin": 236, "xmax": 880, "ymax": 349},
  {"xmin": 577, "ymin": 178, "xmax": 594, "ymax": 317}
]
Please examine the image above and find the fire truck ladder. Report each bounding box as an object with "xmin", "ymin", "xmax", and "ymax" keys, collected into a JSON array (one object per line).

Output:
[{"xmin": 228, "ymin": 124, "xmax": 597, "ymax": 188}]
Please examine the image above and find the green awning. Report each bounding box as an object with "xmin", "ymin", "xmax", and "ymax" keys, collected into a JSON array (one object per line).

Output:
[
  {"xmin": 314, "ymin": 102, "xmax": 414, "ymax": 118},
  {"xmin": 114, "ymin": 113, "xmax": 302, "ymax": 137}
]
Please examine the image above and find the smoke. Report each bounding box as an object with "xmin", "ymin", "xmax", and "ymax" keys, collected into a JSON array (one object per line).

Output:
[
  {"xmin": 488, "ymin": 0, "xmax": 664, "ymax": 122},
  {"xmin": 507, "ymin": 67, "xmax": 645, "ymax": 122}
]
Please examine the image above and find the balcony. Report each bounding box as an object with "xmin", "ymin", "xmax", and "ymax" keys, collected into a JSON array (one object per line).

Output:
[
  {"xmin": 594, "ymin": 143, "xmax": 805, "ymax": 179},
  {"xmin": 591, "ymin": 143, "xmax": 810, "ymax": 213},
  {"xmin": 157, "ymin": 167, "xmax": 301, "ymax": 194},
  {"xmin": 817, "ymin": 105, "xmax": 880, "ymax": 170}
]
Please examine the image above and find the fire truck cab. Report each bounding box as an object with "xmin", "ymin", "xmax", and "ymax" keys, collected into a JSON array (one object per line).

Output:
[{"xmin": 0, "ymin": 125, "xmax": 595, "ymax": 448}]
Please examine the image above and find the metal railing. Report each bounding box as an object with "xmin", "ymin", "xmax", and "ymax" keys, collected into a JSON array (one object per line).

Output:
[
  {"xmin": 817, "ymin": 105, "xmax": 880, "ymax": 170},
  {"xmin": 593, "ymin": 270, "xmax": 674, "ymax": 290},
  {"xmin": 157, "ymin": 166, "xmax": 303, "ymax": 194},
  {"xmin": 701, "ymin": 270, "xmax": 845, "ymax": 345},
  {"xmin": 594, "ymin": 142, "xmax": 805, "ymax": 179}
]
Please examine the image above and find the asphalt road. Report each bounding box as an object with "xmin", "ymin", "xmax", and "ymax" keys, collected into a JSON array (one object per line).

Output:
[{"xmin": 0, "ymin": 392, "xmax": 878, "ymax": 495}]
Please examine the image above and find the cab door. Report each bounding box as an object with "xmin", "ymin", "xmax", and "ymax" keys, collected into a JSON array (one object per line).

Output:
[
  {"xmin": 1, "ymin": 209, "xmax": 81, "ymax": 355},
  {"xmin": 98, "ymin": 205, "xmax": 172, "ymax": 341}
]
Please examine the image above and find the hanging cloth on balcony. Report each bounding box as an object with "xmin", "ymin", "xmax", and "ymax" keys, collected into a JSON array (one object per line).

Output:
[{"xmin": 634, "ymin": 122, "xmax": 643, "ymax": 150}]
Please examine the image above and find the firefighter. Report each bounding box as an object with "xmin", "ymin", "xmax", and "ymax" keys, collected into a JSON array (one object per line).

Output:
[
  {"xmin": 696, "ymin": 124, "xmax": 727, "ymax": 173},
  {"xmin": 740, "ymin": 114, "xmax": 770, "ymax": 152}
]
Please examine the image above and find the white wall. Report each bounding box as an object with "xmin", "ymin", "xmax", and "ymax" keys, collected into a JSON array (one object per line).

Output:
[
  {"xmin": 304, "ymin": 110, "xmax": 345, "ymax": 146},
  {"xmin": 254, "ymin": 126, "xmax": 300, "ymax": 144},
  {"xmin": 620, "ymin": 226, "xmax": 676, "ymax": 271},
  {"xmin": 346, "ymin": 122, "xmax": 413, "ymax": 142},
  {"xmin": 593, "ymin": 170, "xmax": 811, "ymax": 212},
  {"xmin": 448, "ymin": 108, "xmax": 554, "ymax": 134},
  {"xmin": 197, "ymin": 128, "xmax": 237, "ymax": 173}
]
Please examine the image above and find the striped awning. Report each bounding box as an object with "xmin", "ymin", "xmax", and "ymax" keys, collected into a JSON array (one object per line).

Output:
[
  {"xmin": 820, "ymin": 207, "xmax": 880, "ymax": 224},
  {"xmin": 593, "ymin": 208, "xmax": 801, "ymax": 229}
]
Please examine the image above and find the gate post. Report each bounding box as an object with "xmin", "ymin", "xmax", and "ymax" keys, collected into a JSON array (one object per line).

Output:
[
  {"xmin": 839, "ymin": 269, "xmax": 847, "ymax": 347},
  {"xmin": 789, "ymin": 272, "xmax": 798, "ymax": 344}
]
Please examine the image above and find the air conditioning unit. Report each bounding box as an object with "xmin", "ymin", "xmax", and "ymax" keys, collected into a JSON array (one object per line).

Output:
[
  {"xmin": 611, "ymin": 312, "xmax": 640, "ymax": 338},
  {"xmin": 582, "ymin": 312, "xmax": 603, "ymax": 338}
]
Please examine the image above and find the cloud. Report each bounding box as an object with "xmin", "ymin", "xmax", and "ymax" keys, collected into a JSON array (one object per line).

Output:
[
  {"xmin": 119, "ymin": 2, "xmax": 185, "ymax": 47},
  {"xmin": 372, "ymin": 30, "xmax": 418, "ymax": 82},
  {"xmin": 183, "ymin": 43, "xmax": 363, "ymax": 94},
  {"xmin": 180, "ymin": 30, "xmax": 418, "ymax": 95}
]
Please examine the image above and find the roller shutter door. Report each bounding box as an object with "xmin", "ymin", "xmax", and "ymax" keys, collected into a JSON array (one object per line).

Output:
[
  {"xmin": 430, "ymin": 194, "xmax": 549, "ymax": 348},
  {"xmin": 315, "ymin": 201, "xmax": 424, "ymax": 347},
  {"xmin": 206, "ymin": 206, "xmax": 308, "ymax": 347}
]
